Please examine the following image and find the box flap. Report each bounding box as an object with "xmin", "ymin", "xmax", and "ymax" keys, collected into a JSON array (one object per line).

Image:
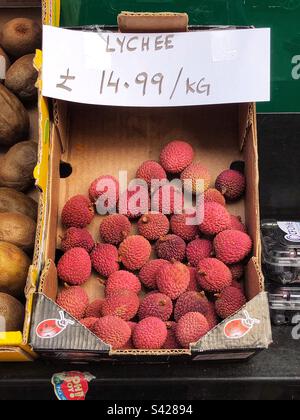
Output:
[{"xmin": 118, "ymin": 12, "xmax": 188, "ymax": 33}]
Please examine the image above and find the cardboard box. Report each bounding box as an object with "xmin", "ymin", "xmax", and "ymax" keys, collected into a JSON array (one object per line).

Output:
[
  {"xmin": 30, "ymin": 8, "xmax": 272, "ymax": 361},
  {"xmin": 0, "ymin": 4, "xmax": 41, "ymax": 362}
]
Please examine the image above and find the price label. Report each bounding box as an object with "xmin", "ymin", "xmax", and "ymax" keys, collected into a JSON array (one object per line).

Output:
[{"xmin": 42, "ymin": 26, "xmax": 270, "ymax": 107}]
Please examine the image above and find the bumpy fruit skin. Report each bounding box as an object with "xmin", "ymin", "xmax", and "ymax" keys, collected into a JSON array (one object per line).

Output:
[
  {"xmin": 170, "ymin": 214, "xmax": 198, "ymax": 241},
  {"xmin": 119, "ymin": 235, "xmax": 151, "ymax": 271},
  {"xmin": 206, "ymin": 302, "xmax": 219, "ymax": 330},
  {"xmin": 160, "ymin": 140, "xmax": 194, "ymax": 174},
  {"xmin": 85, "ymin": 299, "xmax": 104, "ymax": 318},
  {"xmin": 151, "ymin": 184, "xmax": 184, "ymax": 215},
  {"xmin": 186, "ymin": 238, "xmax": 213, "ymax": 267},
  {"xmin": 215, "ymin": 169, "xmax": 246, "ymax": 201},
  {"xmin": 122, "ymin": 321, "xmax": 137, "ymax": 349},
  {"xmin": 89, "ymin": 175, "xmax": 119, "ymax": 204},
  {"xmin": 214, "ymin": 230, "xmax": 253, "ymax": 264},
  {"xmin": 139, "ymin": 259, "xmax": 168, "ymax": 290},
  {"xmin": 138, "ymin": 213, "xmax": 170, "ymax": 241},
  {"xmin": 91, "ymin": 244, "xmax": 119, "ymax": 277},
  {"xmin": 230, "ymin": 215, "xmax": 247, "ymax": 233},
  {"xmin": 106, "ymin": 271, "xmax": 141, "ymax": 296},
  {"xmin": 204, "ymin": 188, "xmax": 226, "ymax": 207},
  {"xmin": 100, "ymin": 215, "xmax": 131, "ymax": 245},
  {"xmin": 119, "ymin": 186, "xmax": 149, "ymax": 219},
  {"xmin": 138, "ymin": 293, "xmax": 173, "ymax": 321},
  {"xmin": 136, "ymin": 161, "xmax": 167, "ymax": 186},
  {"xmin": 199, "ymin": 202, "xmax": 231, "ymax": 236},
  {"xmin": 231, "ymin": 279, "xmax": 244, "ymax": 292},
  {"xmin": 187, "ymin": 267, "xmax": 199, "ymax": 292},
  {"xmin": 61, "ymin": 227, "xmax": 95, "ymax": 253},
  {"xmin": 57, "ymin": 248, "xmax": 91, "ymax": 286},
  {"xmin": 215, "ymin": 286, "xmax": 247, "ymax": 319},
  {"xmin": 176, "ymin": 312, "xmax": 210, "ymax": 349},
  {"xmin": 174, "ymin": 291, "xmax": 209, "ymax": 322},
  {"xmin": 155, "ymin": 234, "xmax": 186, "ymax": 262},
  {"xmin": 157, "ymin": 261, "xmax": 190, "ymax": 300},
  {"xmin": 181, "ymin": 163, "xmax": 211, "ymax": 193},
  {"xmin": 229, "ymin": 264, "xmax": 245, "ymax": 281},
  {"xmin": 94, "ymin": 315, "xmax": 131, "ymax": 349},
  {"xmin": 197, "ymin": 258, "xmax": 232, "ymax": 293},
  {"xmin": 163, "ymin": 322, "xmax": 180, "ymax": 349},
  {"xmin": 133, "ymin": 317, "xmax": 168, "ymax": 349},
  {"xmin": 80, "ymin": 317, "xmax": 98, "ymax": 332},
  {"xmin": 102, "ymin": 290, "xmax": 140, "ymax": 321},
  {"xmin": 56, "ymin": 286, "xmax": 89, "ymax": 320},
  {"xmin": 61, "ymin": 195, "xmax": 94, "ymax": 228}
]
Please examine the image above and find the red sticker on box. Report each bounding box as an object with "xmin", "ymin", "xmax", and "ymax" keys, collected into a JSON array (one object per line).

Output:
[
  {"xmin": 52, "ymin": 371, "xmax": 95, "ymax": 401},
  {"xmin": 224, "ymin": 311, "xmax": 260, "ymax": 340}
]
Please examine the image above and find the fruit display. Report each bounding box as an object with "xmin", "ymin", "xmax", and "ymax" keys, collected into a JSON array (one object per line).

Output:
[
  {"xmin": 0, "ymin": 16, "xmax": 40, "ymax": 334},
  {"xmin": 55, "ymin": 140, "xmax": 252, "ymax": 350}
]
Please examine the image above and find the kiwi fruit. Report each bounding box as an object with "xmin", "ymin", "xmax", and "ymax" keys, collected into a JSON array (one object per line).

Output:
[
  {"xmin": 0, "ymin": 212, "xmax": 36, "ymax": 251},
  {"xmin": 0, "ymin": 242, "xmax": 30, "ymax": 297},
  {"xmin": 0, "ymin": 293, "xmax": 24, "ymax": 332},
  {"xmin": 0, "ymin": 46, "xmax": 10, "ymax": 81},
  {"xmin": 0, "ymin": 84, "xmax": 29, "ymax": 146},
  {"xmin": 0, "ymin": 141, "xmax": 38, "ymax": 192},
  {"xmin": 1, "ymin": 18, "xmax": 42, "ymax": 58},
  {"xmin": 5, "ymin": 54, "xmax": 38, "ymax": 102},
  {"xmin": 0, "ymin": 188, "xmax": 38, "ymax": 221}
]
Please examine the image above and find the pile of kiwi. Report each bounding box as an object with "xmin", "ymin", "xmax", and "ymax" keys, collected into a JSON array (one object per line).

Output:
[{"xmin": 0, "ymin": 17, "xmax": 42, "ymax": 333}]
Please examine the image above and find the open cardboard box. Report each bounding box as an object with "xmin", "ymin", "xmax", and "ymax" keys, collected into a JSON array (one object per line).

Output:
[
  {"xmin": 0, "ymin": 2, "xmax": 41, "ymax": 362},
  {"xmin": 30, "ymin": 9, "xmax": 272, "ymax": 361}
]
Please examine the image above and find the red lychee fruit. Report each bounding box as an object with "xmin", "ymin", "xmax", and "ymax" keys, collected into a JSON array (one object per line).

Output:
[
  {"xmin": 133, "ymin": 317, "xmax": 168, "ymax": 349},
  {"xmin": 61, "ymin": 227, "xmax": 95, "ymax": 253},
  {"xmin": 94, "ymin": 315, "xmax": 131, "ymax": 349},
  {"xmin": 136, "ymin": 160, "xmax": 167, "ymax": 186},
  {"xmin": 174, "ymin": 291, "xmax": 209, "ymax": 322},
  {"xmin": 199, "ymin": 202, "xmax": 231, "ymax": 236},
  {"xmin": 139, "ymin": 259, "xmax": 169, "ymax": 290},
  {"xmin": 206, "ymin": 301, "xmax": 219, "ymax": 330},
  {"xmin": 160, "ymin": 140, "xmax": 194, "ymax": 174},
  {"xmin": 155, "ymin": 234, "xmax": 186, "ymax": 262},
  {"xmin": 229, "ymin": 215, "xmax": 247, "ymax": 233},
  {"xmin": 204, "ymin": 188, "xmax": 226, "ymax": 207},
  {"xmin": 163, "ymin": 322, "xmax": 180, "ymax": 349},
  {"xmin": 181, "ymin": 163, "xmax": 211, "ymax": 194},
  {"xmin": 186, "ymin": 238, "xmax": 213, "ymax": 267},
  {"xmin": 170, "ymin": 213, "xmax": 198, "ymax": 242},
  {"xmin": 80, "ymin": 317, "xmax": 98, "ymax": 332},
  {"xmin": 56, "ymin": 286, "xmax": 89, "ymax": 320},
  {"xmin": 215, "ymin": 169, "xmax": 246, "ymax": 201},
  {"xmin": 89, "ymin": 175, "xmax": 119, "ymax": 205},
  {"xmin": 57, "ymin": 247, "xmax": 91, "ymax": 286},
  {"xmin": 138, "ymin": 293, "xmax": 173, "ymax": 322},
  {"xmin": 156, "ymin": 261, "xmax": 190, "ymax": 300},
  {"xmin": 85, "ymin": 299, "xmax": 104, "ymax": 318},
  {"xmin": 214, "ymin": 230, "xmax": 253, "ymax": 264},
  {"xmin": 61, "ymin": 195, "xmax": 94, "ymax": 228},
  {"xmin": 106, "ymin": 271, "xmax": 141, "ymax": 296},
  {"xmin": 119, "ymin": 235, "xmax": 151, "ymax": 271},
  {"xmin": 187, "ymin": 267, "xmax": 199, "ymax": 292},
  {"xmin": 151, "ymin": 184, "xmax": 184, "ymax": 215},
  {"xmin": 118, "ymin": 185, "xmax": 149, "ymax": 219},
  {"xmin": 101, "ymin": 290, "xmax": 140, "ymax": 321},
  {"xmin": 215, "ymin": 286, "xmax": 247, "ymax": 319},
  {"xmin": 197, "ymin": 258, "xmax": 232, "ymax": 293},
  {"xmin": 91, "ymin": 243, "xmax": 119, "ymax": 278},
  {"xmin": 99, "ymin": 214, "xmax": 131, "ymax": 245},
  {"xmin": 137, "ymin": 213, "xmax": 170, "ymax": 241},
  {"xmin": 176, "ymin": 312, "xmax": 210, "ymax": 349},
  {"xmin": 229, "ymin": 264, "xmax": 245, "ymax": 281}
]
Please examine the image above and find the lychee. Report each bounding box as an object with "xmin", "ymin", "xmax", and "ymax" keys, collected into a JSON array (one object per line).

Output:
[
  {"xmin": 204, "ymin": 188, "xmax": 226, "ymax": 207},
  {"xmin": 163, "ymin": 322, "xmax": 180, "ymax": 349},
  {"xmin": 119, "ymin": 185, "xmax": 149, "ymax": 219},
  {"xmin": 138, "ymin": 293, "xmax": 173, "ymax": 322},
  {"xmin": 151, "ymin": 184, "xmax": 184, "ymax": 215},
  {"xmin": 170, "ymin": 213, "xmax": 198, "ymax": 241},
  {"xmin": 94, "ymin": 315, "xmax": 131, "ymax": 349},
  {"xmin": 231, "ymin": 279, "xmax": 244, "ymax": 292},
  {"xmin": 138, "ymin": 213, "xmax": 170, "ymax": 241},
  {"xmin": 174, "ymin": 291, "xmax": 209, "ymax": 322},
  {"xmin": 215, "ymin": 286, "xmax": 247, "ymax": 319},
  {"xmin": 139, "ymin": 259, "xmax": 168, "ymax": 290},
  {"xmin": 215, "ymin": 169, "xmax": 246, "ymax": 201},
  {"xmin": 61, "ymin": 227, "xmax": 95, "ymax": 253},
  {"xmin": 230, "ymin": 215, "xmax": 247, "ymax": 233},
  {"xmin": 214, "ymin": 230, "xmax": 253, "ymax": 264},
  {"xmin": 61, "ymin": 195, "xmax": 94, "ymax": 228},
  {"xmin": 197, "ymin": 258, "xmax": 232, "ymax": 293},
  {"xmin": 91, "ymin": 243, "xmax": 119, "ymax": 278},
  {"xmin": 187, "ymin": 267, "xmax": 199, "ymax": 292},
  {"xmin": 229, "ymin": 264, "xmax": 245, "ymax": 281},
  {"xmin": 89, "ymin": 175, "xmax": 119, "ymax": 205},
  {"xmin": 133, "ymin": 317, "xmax": 168, "ymax": 349},
  {"xmin": 99, "ymin": 214, "xmax": 131, "ymax": 245},
  {"xmin": 85, "ymin": 299, "xmax": 104, "ymax": 318},
  {"xmin": 106, "ymin": 270, "xmax": 141, "ymax": 296},
  {"xmin": 160, "ymin": 140, "xmax": 194, "ymax": 174},
  {"xmin": 122, "ymin": 321, "xmax": 137, "ymax": 349},
  {"xmin": 206, "ymin": 302, "xmax": 219, "ymax": 330},
  {"xmin": 56, "ymin": 286, "xmax": 89, "ymax": 320},
  {"xmin": 156, "ymin": 261, "xmax": 190, "ymax": 300},
  {"xmin": 181, "ymin": 163, "xmax": 211, "ymax": 194},
  {"xmin": 119, "ymin": 235, "xmax": 151, "ymax": 271},
  {"xmin": 155, "ymin": 234, "xmax": 186, "ymax": 262},
  {"xmin": 199, "ymin": 202, "xmax": 231, "ymax": 236},
  {"xmin": 101, "ymin": 290, "xmax": 140, "ymax": 321},
  {"xmin": 176, "ymin": 312, "xmax": 210, "ymax": 349},
  {"xmin": 186, "ymin": 238, "xmax": 213, "ymax": 267},
  {"xmin": 57, "ymin": 248, "xmax": 91, "ymax": 286},
  {"xmin": 136, "ymin": 161, "xmax": 167, "ymax": 186},
  {"xmin": 80, "ymin": 317, "xmax": 98, "ymax": 332}
]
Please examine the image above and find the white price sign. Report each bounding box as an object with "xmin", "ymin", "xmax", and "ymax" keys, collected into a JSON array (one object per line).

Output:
[{"xmin": 42, "ymin": 25, "xmax": 271, "ymax": 107}]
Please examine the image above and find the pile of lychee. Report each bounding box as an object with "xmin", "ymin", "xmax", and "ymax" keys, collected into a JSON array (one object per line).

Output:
[{"xmin": 56, "ymin": 140, "xmax": 252, "ymax": 350}]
